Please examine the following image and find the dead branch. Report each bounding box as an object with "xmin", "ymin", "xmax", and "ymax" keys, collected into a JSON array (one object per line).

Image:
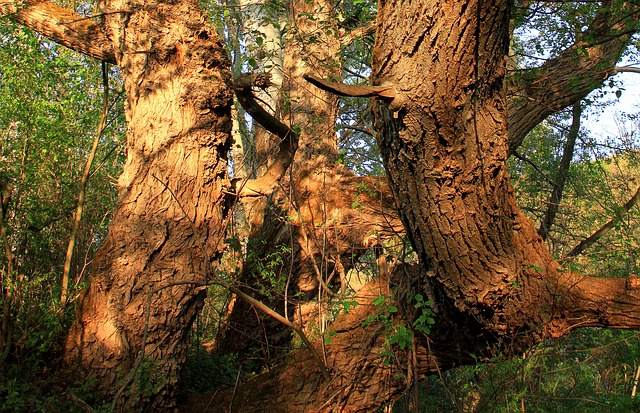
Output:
[{"xmin": 304, "ymin": 74, "xmax": 396, "ymax": 99}]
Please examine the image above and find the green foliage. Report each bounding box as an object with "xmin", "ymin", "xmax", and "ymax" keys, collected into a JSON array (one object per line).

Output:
[
  {"xmin": 408, "ymin": 292, "xmax": 435, "ymax": 336},
  {"xmin": 182, "ymin": 350, "xmax": 240, "ymax": 395},
  {"xmin": 341, "ymin": 299, "xmax": 359, "ymax": 314},
  {"xmin": 395, "ymin": 329, "xmax": 640, "ymax": 412},
  {"xmin": 363, "ymin": 293, "xmax": 435, "ymax": 357},
  {"xmin": 246, "ymin": 242, "xmax": 291, "ymax": 297},
  {"xmin": 0, "ymin": 17, "xmax": 125, "ymax": 411}
]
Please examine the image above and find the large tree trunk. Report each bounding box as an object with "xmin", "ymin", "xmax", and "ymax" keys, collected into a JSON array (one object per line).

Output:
[
  {"xmin": 187, "ymin": 1, "xmax": 640, "ymax": 411},
  {"xmin": 371, "ymin": 0, "xmax": 561, "ymax": 342},
  {"xmin": 4, "ymin": 0, "xmax": 640, "ymax": 410},
  {"xmin": 205, "ymin": 0, "xmax": 640, "ymax": 367},
  {"xmin": 54, "ymin": 1, "xmax": 233, "ymax": 410}
]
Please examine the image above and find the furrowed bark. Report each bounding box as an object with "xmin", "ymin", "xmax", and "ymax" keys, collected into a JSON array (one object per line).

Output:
[
  {"xmin": 370, "ymin": 0, "xmax": 640, "ymax": 357},
  {"xmin": 0, "ymin": 0, "xmax": 116, "ymax": 63},
  {"xmin": 54, "ymin": 0, "xmax": 234, "ymax": 410},
  {"xmin": 207, "ymin": 1, "xmax": 640, "ymax": 411}
]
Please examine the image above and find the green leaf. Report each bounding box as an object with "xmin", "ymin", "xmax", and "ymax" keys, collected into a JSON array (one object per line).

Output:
[{"xmin": 372, "ymin": 295, "xmax": 386, "ymax": 306}]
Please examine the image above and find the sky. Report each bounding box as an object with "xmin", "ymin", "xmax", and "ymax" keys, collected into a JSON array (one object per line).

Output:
[{"xmin": 584, "ymin": 69, "xmax": 640, "ymax": 143}]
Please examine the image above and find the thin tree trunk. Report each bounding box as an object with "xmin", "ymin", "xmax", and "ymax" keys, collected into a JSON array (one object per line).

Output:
[
  {"xmin": 60, "ymin": 62, "xmax": 110, "ymax": 310},
  {"xmin": 538, "ymin": 102, "xmax": 582, "ymax": 240}
]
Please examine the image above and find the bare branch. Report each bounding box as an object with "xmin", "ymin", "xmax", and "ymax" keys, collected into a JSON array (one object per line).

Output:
[
  {"xmin": 615, "ymin": 66, "xmax": 640, "ymax": 74},
  {"xmin": 564, "ymin": 184, "xmax": 640, "ymax": 259},
  {"xmin": 538, "ymin": 102, "xmax": 582, "ymax": 240},
  {"xmin": 304, "ymin": 74, "xmax": 396, "ymax": 99}
]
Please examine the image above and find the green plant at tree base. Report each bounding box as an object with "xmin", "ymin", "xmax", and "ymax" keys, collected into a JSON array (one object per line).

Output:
[{"xmin": 361, "ymin": 293, "xmax": 435, "ymax": 363}]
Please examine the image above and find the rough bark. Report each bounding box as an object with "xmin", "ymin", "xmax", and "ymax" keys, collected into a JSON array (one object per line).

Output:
[
  {"xmin": 2, "ymin": 0, "xmax": 234, "ymax": 410},
  {"xmin": 371, "ymin": 0, "xmax": 640, "ymax": 357},
  {"xmin": 214, "ymin": 0, "xmax": 386, "ymax": 362},
  {"xmin": 186, "ymin": 278, "xmax": 409, "ymax": 413},
  {"xmin": 0, "ymin": 0, "xmax": 116, "ymax": 63},
  {"xmin": 192, "ymin": 1, "xmax": 640, "ymax": 411},
  {"xmin": 5, "ymin": 0, "xmax": 640, "ymax": 411}
]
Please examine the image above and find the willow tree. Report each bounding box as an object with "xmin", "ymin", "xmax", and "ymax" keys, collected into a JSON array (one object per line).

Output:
[
  {"xmin": 1, "ymin": 0, "xmax": 234, "ymax": 410},
  {"xmin": 190, "ymin": 0, "xmax": 640, "ymax": 411},
  {"xmin": 3, "ymin": 0, "xmax": 640, "ymax": 411}
]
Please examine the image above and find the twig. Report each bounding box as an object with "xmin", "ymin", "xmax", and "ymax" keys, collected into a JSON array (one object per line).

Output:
[
  {"xmin": 60, "ymin": 61, "xmax": 109, "ymax": 310},
  {"xmin": 229, "ymin": 365, "xmax": 242, "ymax": 411}
]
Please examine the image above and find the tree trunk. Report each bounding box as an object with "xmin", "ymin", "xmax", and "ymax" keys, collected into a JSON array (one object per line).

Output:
[
  {"xmin": 189, "ymin": 1, "xmax": 640, "ymax": 411},
  {"xmin": 5, "ymin": 0, "xmax": 640, "ymax": 411},
  {"xmin": 58, "ymin": 0, "xmax": 233, "ymax": 410}
]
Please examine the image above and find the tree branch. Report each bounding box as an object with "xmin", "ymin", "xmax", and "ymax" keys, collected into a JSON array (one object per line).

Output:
[
  {"xmin": 564, "ymin": 184, "xmax": 640, "ymax": 259},
  {"xmin": 304, "ymin": 74, "xmax": 396, "ymax": 99},
  {"xmin": 339, "ymin": 20, "xmax": 376, "ymax": 47},
  {"xmin": 0, "ymin": 0, "xmax": 117, "ymax": 63},
  {"xmin": 548, "ymin": 274, "xmax": 640, "ymax": 338},
  {"xmin": 615, "ymin": 66, "xmax": 640, "ymax": 74},
  {"xmin": 507, "ymin": 0, "xmax": 640, "ymax": 154},
  {"xmin": 232, "ymin": 73, "xmax": 298, "ymax": 196}
]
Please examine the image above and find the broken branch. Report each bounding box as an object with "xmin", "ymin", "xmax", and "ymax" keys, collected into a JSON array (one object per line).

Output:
[
  {"xmin": 304, "ymin": 74, "xmax": 396, "ymax": 99},
  {"xmin": 232, "ymin": 73, "xmax": 298, "ymax": 196}
]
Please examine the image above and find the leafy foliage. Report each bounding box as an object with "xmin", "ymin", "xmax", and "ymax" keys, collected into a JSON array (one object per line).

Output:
[{"xmin": 0, "ymin": 17, "xmax": 125, "ymax": 409}]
